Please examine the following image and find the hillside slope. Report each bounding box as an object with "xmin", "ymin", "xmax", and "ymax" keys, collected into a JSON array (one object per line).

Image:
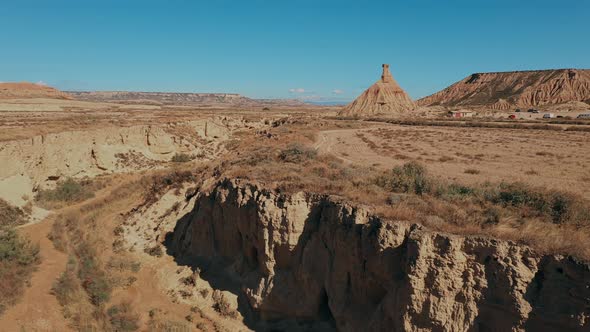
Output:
[
  {"xmin": 0, "ymin": 82, "xmax": 71, "ymax": 100},
  {"xmin": 340, "ymin": 64, "xmax": 416, "ymax": 116},
  {"xmin": 418, "ymin": 69, "xmax": 590, "ymax": 109}
]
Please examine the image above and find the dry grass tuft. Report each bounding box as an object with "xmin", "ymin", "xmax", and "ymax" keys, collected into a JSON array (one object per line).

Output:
[
  {"xmin": 0, "ymin": 228, "xmax": 40, "ymax": 314},
  {"xmin": 0, "ymin": 198, "xmax": 29, "ymax": 228},
  {"xmin": 36, "ymin": 177, "xmax": 102, "ymax": 209}
]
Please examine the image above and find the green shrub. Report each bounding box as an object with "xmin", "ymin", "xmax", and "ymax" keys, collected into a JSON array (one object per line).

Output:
[
  {"xmin": 482, "ymin": 183, "xmax": 590, "ymax": 224},
  {"xmin": 435, "ymin": 183, "xmax": 476, "ymax": 199},
  {"xmin": 0, "ymin": 228, "xmax": 39, "ymax": 264},
  {"xmin": 278, "ymin": 144, "xmax": 317, "ymax": 163},
  {"xmin": 36, "ymin": 178, "xmax": 94, "ymax": 204},
  {"xmin": 77, "ymin": 242, "xmax": 112, "ymax": 305},
  {"xmin": 374, "ymin": 162, "xmax": 590, "ymax": 226},
  {"xmin": 52, "ymin": 257, "xmax": 79, "ymax": 306},
  {"xmin": 171, "ymin": 153, "xmax": 194, "ymax": 163},
  {"xmin": 375, "ymin": 161, "xmax": 431, "ymax": 195}
]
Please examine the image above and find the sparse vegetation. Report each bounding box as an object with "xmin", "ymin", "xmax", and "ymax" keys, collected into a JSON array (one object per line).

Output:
[
  {"xmin": 46, "ymin": 178, "xmax": 146, "ymax": 330},
  {"xmin": 139, "ymin": 169, "xmax": 201, "ymax": 208},
  {"xmin": 336, "ymin": 116, "xmax": 590, "ymax": 132},
  {"xmin": 36, "ymin": 178, "xmax": 95, "ymax": 208},
  {"xmin": 144, "ymin": 244, "xmax": 164, "ymax": 257},
  {"xmin": 464, "ymin": 168, "xmax": 480, "ymax": 174},
  {"xmin": 278, "ymin": 143, "xmax": 317, "ymax": 163},
  {"xmin": 0, "ymin": 228, "xmax": 40, "ymax": 314},
  {"xmin": 222, "ymin": 121, "xmax": 590, "ymax": 259},
  {"xmin": 171, "ymin": 153, "xmax": 195, "ymax": 163},
  {"xmin": 374, "ymin": 162, "xmax": 430, "ymax": 195},
  {"xmin": 148, "ymin": 320, "xmax": 192, "ymax": 332},
  {"xmin": 107, "ymin": 302, "xmax": 140, "ymax": 331},
  {"xmin": 212, "ymin": 290, "xmax": 238, "ymax": 319},
  {"xmin": 0, "ymin": 198, "xmax": 29, "ymax": 227},
  {"xmin": 199, "ymin": 288, "xmax": 209, "ymax": 299},
  {"xmin": 52, "ymin": 258, "xmax": 79, "ymax": 307}
]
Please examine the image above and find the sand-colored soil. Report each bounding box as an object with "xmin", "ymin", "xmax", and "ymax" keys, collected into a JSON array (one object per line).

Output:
[
  {"xmin": 0, "ymin": 213, "xmax": 72, "ymax": 332},
  {"xmin": 317, "ymin": 123, "xmax": 590, "ymax": 198}
]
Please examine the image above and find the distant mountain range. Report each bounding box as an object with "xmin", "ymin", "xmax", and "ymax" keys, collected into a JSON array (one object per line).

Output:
[{"xmin": 67, "ymin": 91, "xmax": 309, "ymax": 108}]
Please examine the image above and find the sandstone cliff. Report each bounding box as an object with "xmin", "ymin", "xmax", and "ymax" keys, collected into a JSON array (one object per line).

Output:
[
  {"xmin": 168, "ymin": 179, "xmax": 590, "ymax": 331},
  {"xmin": 0, "ymin": 82, "xmax": 71, "ymax": 100},
  {"xmin": 0, "ymin": 118, "xmax": 252, "ymax": 208},
  {"xmin": 418, "ymin": 69, "xmax": 590, "ymax": 110},
  {"xmin": 339, "ymin": 64, "xmax": 416, "ymax": 117}
]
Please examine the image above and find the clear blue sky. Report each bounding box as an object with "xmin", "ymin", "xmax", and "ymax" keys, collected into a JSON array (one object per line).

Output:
[{"xmin": 1, "ymin": 0, "xmax": 588, "ymax": 102}]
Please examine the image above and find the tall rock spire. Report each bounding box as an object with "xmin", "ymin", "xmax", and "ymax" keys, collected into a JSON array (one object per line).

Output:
[
  {"xmin": 381, "ymin": 64, "xmax": 393, "ymax": 83},
  {"xmin": 339, "ymin": 64, "xmax": 416, "ymax": 116}
]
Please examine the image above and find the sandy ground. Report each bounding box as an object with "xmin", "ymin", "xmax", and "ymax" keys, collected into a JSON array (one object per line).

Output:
[
  {"xmin": 0, "ymin": 213, "xmax": 72, "ymax": 332},
  {"xmin": 0, "ymin": 99, "xmax": 328, "ymax": 142},
  {"xmin": 0, "ymin": 178, "xmax": 219, "ymax": 332},
  {"xmin": 316, "ymin": 123, "xmax": 590, "ymax": 198}
]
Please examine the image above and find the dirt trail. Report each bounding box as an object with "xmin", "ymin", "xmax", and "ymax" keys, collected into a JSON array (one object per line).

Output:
[
  {"xmin": 0, "ymin": 213, "xmax": 72, "ymax": 332},
  {"xmin": 0, "ymin": 182, "xmax": 121, "ymax": 332}
]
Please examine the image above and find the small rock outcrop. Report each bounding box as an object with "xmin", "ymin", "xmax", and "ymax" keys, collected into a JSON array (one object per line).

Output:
[
  {"xmin": 339, "ymin": 64, "xmax": 416, "ymax": 116},
  {"xmin": 169, "ymin": 179, "xmax": 590, "ymax": 331},
  {"xmin": 418, "ymin": 69, "xmax": 590, "ymax": 109}
]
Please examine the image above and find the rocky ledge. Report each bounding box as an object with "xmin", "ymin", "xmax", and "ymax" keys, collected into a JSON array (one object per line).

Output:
[{"xmin": 168, "ymin": 179, "xmax": 590, "ymax": 331}]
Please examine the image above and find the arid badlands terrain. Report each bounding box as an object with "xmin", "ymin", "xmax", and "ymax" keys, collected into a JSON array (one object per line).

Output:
[{"xmin": 1, "ymin": 66, "xmax": 590, "ymax": 332}]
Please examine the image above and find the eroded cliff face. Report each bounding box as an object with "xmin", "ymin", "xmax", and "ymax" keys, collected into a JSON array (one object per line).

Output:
[
  {"xmin": 418, "ymin": 69, "xmax": 590, "ymax": 109},
  {"xmin": 0, "ymin": 117, "xmax": 251, "ymax": 207},
  {"xmin": 169, "ymin": 179, "xmax": 590, "ymax": 331}
]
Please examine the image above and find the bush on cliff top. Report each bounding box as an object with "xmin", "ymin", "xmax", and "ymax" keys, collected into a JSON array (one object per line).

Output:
[
  {"xmin": 374, "ymin": 161, "xmax": 430, "ymax": 195},
  {"xmin": 374, "ymin": 162, "xmax": 590, "ymax": 226},
  {"xmin": 36, "ymin": 178, "xmax": 95, "ymax": 207}
]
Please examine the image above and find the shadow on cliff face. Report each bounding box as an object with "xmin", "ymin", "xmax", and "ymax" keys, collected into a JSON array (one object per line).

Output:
[
  {"xmin": 163, "ymin": 195, "xmax": 338, "ymax": 331},
  {"xmin": 523, "ymin": 256, "xmax": 590, "ymax": 331},
  {"xmin": 162, "ymin": 181, "xmax": 590, "ymax": 332},
  {"xmin": 163, "ymin": 208, "xmax": 261, "ymax": 328},
  {"xmin": 160, "ymin": 181, "xmax": 422, "ymax": 331}
]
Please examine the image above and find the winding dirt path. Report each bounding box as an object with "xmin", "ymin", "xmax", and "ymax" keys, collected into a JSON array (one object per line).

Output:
[
  {"xmin": 0, "ymin": 184, "xmax": 120, "ymax": 331},
  {"xmin": 0, "ymin": 213, "xmax": 72, "ymax": 332}
]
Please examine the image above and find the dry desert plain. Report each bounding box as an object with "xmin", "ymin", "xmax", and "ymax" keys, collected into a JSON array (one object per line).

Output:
[{"xmin": 1, "ymin": 93, "xmax": 590, "ymax": 331}]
